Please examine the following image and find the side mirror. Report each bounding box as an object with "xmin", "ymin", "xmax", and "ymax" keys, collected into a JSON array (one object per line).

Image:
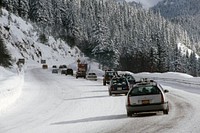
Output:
[{"xmin": 164, "ymin": 90, "xmax": 169, "ymax": 93}]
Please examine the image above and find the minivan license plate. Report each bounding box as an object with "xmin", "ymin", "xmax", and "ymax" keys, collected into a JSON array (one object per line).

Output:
[
  {"xmin": 117, "ymin": 87, "xmax": 122, "ymax": 90},
  {"xmin": 142, "ymin": 100, "xmax": 150, "ymax": 104}
]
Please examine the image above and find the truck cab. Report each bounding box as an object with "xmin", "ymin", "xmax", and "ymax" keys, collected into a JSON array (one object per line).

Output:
[{"xmin": 76, "ymin": 64, "xmax": 87, "ymax": 78}]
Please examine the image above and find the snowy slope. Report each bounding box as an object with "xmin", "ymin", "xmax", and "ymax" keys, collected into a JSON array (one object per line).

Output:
[
  {"xmin": 0, "ymin": 9, "xmax": 84, "ymax": 67},
  {"xmin": 0, "ymin": 8, "xmax": 104, "ymax": 113}
]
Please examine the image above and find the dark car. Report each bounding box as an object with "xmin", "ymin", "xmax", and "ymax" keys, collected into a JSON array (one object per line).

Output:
[
  {"xmin": 66, "ymin": 68, "xmax": 73, "ymax": 76},
  {"xmin": 63, "ymin": 65, "xmax": 67, "ymax": 68},
  {"xmin": 108, "ymin": 77, "xmax": 130, "ymax": 96},
  {"xmin": 52, "ymin": 69, "xmax": 58, "ymax": 74},
  {"xmin": 126, "ymin": 79, "xmax": 169, "ymax": 117},
  {"xmin": 122, "ymin": 74, "xmax": 136, "ymax": 87},
  {"xmin": 61, "ymin": 69, "xmax": 67, "ymax": 74},
  {"xmin": 52, "ymin": 65, "xmax": 57, "ymax": 68},
  {"xmin": 59, "ymin": 65, "xmax": 64, "ymax": 69},
  {"xmin": 42, "ymin": 64, "xmax": 48, "ymax": 69},
  {"xmin": 103, "ymin": 70, "xmax": 118, "ymax": 85}
]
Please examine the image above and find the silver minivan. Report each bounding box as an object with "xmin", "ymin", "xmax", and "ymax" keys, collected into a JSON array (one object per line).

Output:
[{"xmin": 126, "ymin": 80, "xmax": 169, "ymax": 117}]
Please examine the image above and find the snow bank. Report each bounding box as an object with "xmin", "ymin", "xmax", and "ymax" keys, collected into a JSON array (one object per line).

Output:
[
  {"xmin": 0, "ymin": 67, "xmax": 24, "ymax": 114},
  {"xmin": 131, "ymin": 71, "xmax": 200, "ymax": 86}
]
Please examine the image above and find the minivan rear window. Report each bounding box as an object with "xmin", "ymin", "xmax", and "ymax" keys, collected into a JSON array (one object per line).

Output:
[{"xmin": 129, "ymin": 85, "xmax": 161, "ymax": 96}]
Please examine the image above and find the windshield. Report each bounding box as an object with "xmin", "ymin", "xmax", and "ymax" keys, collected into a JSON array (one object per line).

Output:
[
  {"xmin": 112, "ymin": 78, "xmax": 127, "ymax": 85},
  {"xmin": 106, "ymin": 72, "xmax": 115, "ymax": 76}
]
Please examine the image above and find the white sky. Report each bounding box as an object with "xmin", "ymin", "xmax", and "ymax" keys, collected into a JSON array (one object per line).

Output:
[{"xmin": 126, "ymin": 0, "xmax": 163, "ymax": 8}]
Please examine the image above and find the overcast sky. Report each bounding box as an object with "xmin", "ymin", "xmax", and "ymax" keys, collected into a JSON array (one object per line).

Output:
[{"xmin": 126, "ymin": 0, "xmax": 163, "ymax": 8}]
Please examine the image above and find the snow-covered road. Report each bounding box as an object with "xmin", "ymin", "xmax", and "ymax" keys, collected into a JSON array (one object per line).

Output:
[{"xmin": 0, "ymin": 68, "xmax": 200, "ymax": 133}]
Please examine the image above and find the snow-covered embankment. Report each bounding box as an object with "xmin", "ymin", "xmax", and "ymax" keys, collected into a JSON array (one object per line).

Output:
[{"xmin": 0, "ymin": 67, "xmax": 24, "ymax": 114}]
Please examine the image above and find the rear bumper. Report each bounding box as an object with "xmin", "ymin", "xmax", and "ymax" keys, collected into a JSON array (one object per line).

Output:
[
  {"xmin": 87, "ymin": 77, "xmax": 97, "ymax": 80},
  {"xmin": 110, "ymin": 90, "xmax": 129, "ymax": 94},
  {"xmin": 126, "ymin": 102, "xmax": 168, "ymax": 113}
]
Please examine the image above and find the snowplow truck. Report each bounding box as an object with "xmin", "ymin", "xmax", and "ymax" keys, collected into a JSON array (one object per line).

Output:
[{"xmin": 76, "ymin": 64, "xmax": 87, "ymax": 78}]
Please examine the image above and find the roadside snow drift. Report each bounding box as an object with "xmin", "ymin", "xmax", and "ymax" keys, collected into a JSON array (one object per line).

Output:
[{"xmin": 0, "ymin": 67, "xmax": 24, "ymax": 114}]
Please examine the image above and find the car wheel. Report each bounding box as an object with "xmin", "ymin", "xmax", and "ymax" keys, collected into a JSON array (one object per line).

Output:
[
  {"xmin": 127, "ymin": 111, "xmax": 132, "ymax": 117},
  {"xmin": 103, "ymin": 81, "xmax": 106, "ymax": 86},
  {"xmin": 163, "ymin": 104, "xmax": 169, "ymax": 114},
  {"xmin": 109, "ymin": 91, "xmax": 112, "ymax": 96},
  {"xmin": 163, "ymin": 109, "xmax": 168, "ymax": 114}
]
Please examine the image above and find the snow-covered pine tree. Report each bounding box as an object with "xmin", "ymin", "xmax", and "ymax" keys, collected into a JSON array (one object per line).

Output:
[
  {"xmin": 0, "ymin": 0, "xmax": 2, "ymax": 15},
  {"xmin": 17, "ymin": 0, "xmax": 29, "ymax": 18},
  {"xmin": 197, "ymin": 57, "xmax": 200, "ymax": 76},
  {"xmin": 29, "ymin": 0, "xmax": 49, "ymax": 32},
  {"xmin": 189, "ymin": 52, "xmax": 197, "ymax": 76},
  {"xmin": 0, "ymin": 36, "xmax": 12, "ymax": 67}
]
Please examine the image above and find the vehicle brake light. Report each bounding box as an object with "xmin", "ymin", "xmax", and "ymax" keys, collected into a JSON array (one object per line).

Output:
[
  {"xmin": 128, "ymin": 96, "xmax": 131, "ymax": 106},
  {"xmin": 111, "ymin": 86, "xmax": 114, "ymax": 91},
  {"xmin": 127, "ymin": 86, "xmax": 129, "ymax": 90},
  {"xmin": 161, "ymin": 94, "xmax": 164, "ymax": 104}
]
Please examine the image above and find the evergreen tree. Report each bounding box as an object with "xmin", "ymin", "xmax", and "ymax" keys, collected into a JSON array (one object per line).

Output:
[
  {"xmin": 173, "ymin": 45, "xmax": 182, "ymax": 72},
  {"xmin": 189, "ymin": 52, "xmax": 197, "ymax": 76},
  {"xmin": 197, "ymin": 58, "xmax": 200, "ymax": 76},
  {"xmin": 17, "ymin": 0, "xmax": 29, "ymax": 18},
  {"xmin": 39, "ymin": 33, "xmax": 48, "ymax": 44},
  {"xmin": 0, "ymin": 36, "xmax": 12, "ymax": 67},
  {"xmin": 0, "ymin": 0, "xmax": 2, "ymax": 15}
]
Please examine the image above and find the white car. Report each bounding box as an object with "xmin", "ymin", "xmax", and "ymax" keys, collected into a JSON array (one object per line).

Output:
[
  {"xmin": 126, "ymin": 80, "xmax": 169, "ymax": 117},
  {"xmin": 86, "ymin": 73, "xmax": 97, "ymax": 81}
]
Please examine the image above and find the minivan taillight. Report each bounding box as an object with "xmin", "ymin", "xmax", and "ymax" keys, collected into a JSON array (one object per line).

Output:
[
  {"xmin": 127, "ymin": 96, "xmax": 131, "ymax": 106},
  {"xmin": 127, "ymin": 86, "xmax": 129, "ymax": 90},
  {"xmin": 111, "ymin": 86, "xmax": 114, "ymax": 91},
  {"xmin": 161, "ymin": 94, "xmax": 164, "ymax": 104}
]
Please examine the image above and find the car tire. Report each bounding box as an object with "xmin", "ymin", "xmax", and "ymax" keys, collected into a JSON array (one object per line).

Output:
[
  {"xmin": 103, "ymin": 81, "xmax": 106, "ymax": 86},
  {"xmin": 127, "ymin": 111, "xmax": 132, "ymax": 117},
  {"xmin": 109, "ymin": 91, "xmax": 112, "ymax": 96},
  {"xmin": 163, "ymin": 104, "xmax": 169, "ymax": 114},
  {"xmin": 163, "ymin": 109, "xmax": 168, "ymax": 114}
]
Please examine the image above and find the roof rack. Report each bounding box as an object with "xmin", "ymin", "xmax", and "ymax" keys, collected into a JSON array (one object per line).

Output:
[{"xmin": 136, "ymin": 78, "xmax": 157, "ymax": 85}]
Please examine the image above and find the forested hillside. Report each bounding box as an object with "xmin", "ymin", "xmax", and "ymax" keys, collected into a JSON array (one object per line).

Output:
[
  {"xmin": 1, "ymin": 0, "xmax": 200, "ymax": 76},
  {"xmin": 152, "ymin": 0, "xmax": 200, "ymax": 53}
]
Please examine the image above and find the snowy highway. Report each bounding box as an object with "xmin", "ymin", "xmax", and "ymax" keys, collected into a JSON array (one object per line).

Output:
[{"xmin": 1, "ymin": 68, "xmax": 200, "ymax": 133}]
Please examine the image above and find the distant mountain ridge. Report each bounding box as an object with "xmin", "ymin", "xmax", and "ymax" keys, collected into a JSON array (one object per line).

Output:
[{"xmin": 152, "ymin": 0, "xmax": 200, "ymax": 18}]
